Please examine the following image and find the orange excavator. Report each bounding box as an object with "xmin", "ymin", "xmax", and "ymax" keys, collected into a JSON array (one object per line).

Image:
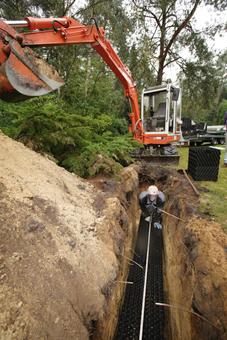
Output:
[{"xmin": 0, "ymin": 16, "xmax": 181, "ymax": 161}]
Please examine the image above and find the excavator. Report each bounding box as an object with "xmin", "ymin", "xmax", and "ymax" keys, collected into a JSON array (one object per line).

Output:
[{"xmin": 0, "ymin": 16, "xmax": 181, "ymax": 162}]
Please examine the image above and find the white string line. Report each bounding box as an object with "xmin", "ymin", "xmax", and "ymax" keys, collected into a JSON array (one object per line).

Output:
[{"xmin": 139, "ymin": 218, "xmax": 152, "ymax": 340}]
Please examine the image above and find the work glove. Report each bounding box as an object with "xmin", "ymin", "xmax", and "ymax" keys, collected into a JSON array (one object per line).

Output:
[{"xmin": 154, "ymin": 222, "xmax": 162, "ymax": 230}]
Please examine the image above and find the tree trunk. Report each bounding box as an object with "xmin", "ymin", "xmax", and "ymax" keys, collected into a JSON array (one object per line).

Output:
[
  {"xmin": 156, "ymin": 10, "xmax": 166, "ymax": 85},
  {"xmin": 85, "ymin": 56, "xmax": 91, "ymax": 99},
  {"xmin": 156, "ymin": 58, "xmax": 165, "ymax": 85}
]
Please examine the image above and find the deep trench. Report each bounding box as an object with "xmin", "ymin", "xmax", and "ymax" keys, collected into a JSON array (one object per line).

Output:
[
  {"xmin": 109, "ymin": 165, "xmax": 227, "ymax": 340},
  {"xmin": 114, "ymin": 216, "xmax": 165, "ymax": 340}
]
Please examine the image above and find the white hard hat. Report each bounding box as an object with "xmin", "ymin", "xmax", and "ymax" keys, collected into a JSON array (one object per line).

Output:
[{"xmin": 148, "ymin": 185, "xmax": 158, "ymax": 196}]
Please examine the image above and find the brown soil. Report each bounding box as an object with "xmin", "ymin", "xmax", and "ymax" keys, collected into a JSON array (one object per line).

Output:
[
  {"xmin": 24, "ymin": 47, "xmax": 64, "ymax": 83},
  {"xmin": 139, "ymin": 164, "xmax": 227, "ymax": 340},
  {"xmin": 1, "ymin": 133, "xmax": 226, "ymax": 340},
  {"xmin": 0, "ymin": 132, "xmax": 140, "ymax": 340}
]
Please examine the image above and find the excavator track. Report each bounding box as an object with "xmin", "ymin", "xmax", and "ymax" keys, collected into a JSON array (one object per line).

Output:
[
  {"xmin": 131, "ymin": 145, "xmax": 179, "ymax": 165},
  {"xmin": 134, "ymin": 154, "xmax": 180, "ymax": 164}
]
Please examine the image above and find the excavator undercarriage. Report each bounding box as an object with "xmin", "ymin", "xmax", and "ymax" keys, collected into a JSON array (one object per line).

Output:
[{"xmin": 131, "ymin": 145, "xmax": 180, "ymax": 164}]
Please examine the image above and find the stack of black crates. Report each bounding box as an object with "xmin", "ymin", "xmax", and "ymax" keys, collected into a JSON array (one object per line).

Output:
[{"xmin": 188, "ymin": 147, "xmax": 220, "ymax": 181}]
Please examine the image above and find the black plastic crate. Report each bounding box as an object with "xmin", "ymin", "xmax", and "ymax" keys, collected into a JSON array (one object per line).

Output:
[
  {"xmin": 188, "ymin": 147, "xmax": 220, "ymax": 181},
  {"xmin": 189, "ymin": 147, "xmax": 220, "ymax": 166}
]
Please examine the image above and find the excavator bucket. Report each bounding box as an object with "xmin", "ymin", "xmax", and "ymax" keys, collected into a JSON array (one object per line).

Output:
[{"xmin": 0, "ymin": 39, "xmax": 64, "ymax": 102}]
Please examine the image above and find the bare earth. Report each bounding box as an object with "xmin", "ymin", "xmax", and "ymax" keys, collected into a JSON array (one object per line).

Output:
[
  {"xmin": 139, "ymin": 164, "xmax": 227, "ymax": 339},
  {"xmin": 1, "ymin": 135, "xmax": 226, "ymax": 340},
  {"xmin": 0, "ymin": 132, "xmax": 124, "ymax": 339}
]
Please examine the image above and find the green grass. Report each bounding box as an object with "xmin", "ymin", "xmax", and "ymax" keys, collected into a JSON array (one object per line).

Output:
[{"xmin": 178, "ymin": 146, "xmax": 227, "ymax": 233}]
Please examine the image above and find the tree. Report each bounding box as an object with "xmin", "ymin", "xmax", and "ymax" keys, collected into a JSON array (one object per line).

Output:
[
  {"xmin": 181, "ymin": 62, "xmax": 219, "ymax": 122},
  {"xmin": 217, "ymin": 99, "xmax": 227, "ymax": 124},
  {"xmin": 129, "ymin": 0, "xmax": 227, "ymax": 85},
  {"xmin": 130, "ymin": 0, "xmax": 201, "ymax": 84},
  {"xmin": 206, "ymin": 0, "xmax": 227, "ymax": 10},
  {"xmin": 0, "ymin": 0, "xmax": 32, "ymax": 18},
  {"xmin": 181, "ymin": 49, "xmax": 227, "ymax": 123},
  {"xmin": 31, "ymin": 0, "xmax": 77, "ymax": 16}
]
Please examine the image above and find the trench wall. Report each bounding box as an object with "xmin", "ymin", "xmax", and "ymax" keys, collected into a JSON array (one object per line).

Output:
[
  {"xmin": 162, "ymin": 171, "xmax": 227, "ymax": 340},
  {"xmin": 93, "ymin": 166, "xmax": 141, "ymax": 340},
  {"xmin": 95, "ymin": 163, "xmax": 227, "ymax": 340}
]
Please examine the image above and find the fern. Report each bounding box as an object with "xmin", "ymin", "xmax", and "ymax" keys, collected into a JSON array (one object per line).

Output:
[{"xmin": 0, "ymin": 94, "xmax": 139, "ymax": 178}]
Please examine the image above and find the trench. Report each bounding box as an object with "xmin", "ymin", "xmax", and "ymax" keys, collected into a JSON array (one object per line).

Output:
[
  {"xmin": 100, "ymin": 164, "xmax": 227, "ymax": 340},
  {"xmin": 115, "ymin": 217, "xmax": 165, "ymax": 339}
]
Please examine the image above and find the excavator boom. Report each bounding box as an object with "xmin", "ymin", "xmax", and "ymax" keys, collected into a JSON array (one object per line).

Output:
[{"xmin": 0, "ymin": 16, "xmax": 180, "ymax": 153}]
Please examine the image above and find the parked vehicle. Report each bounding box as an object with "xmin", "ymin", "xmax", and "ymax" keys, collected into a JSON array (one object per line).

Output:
[{"xmin": 181, "ymin": 118, "xmax": 225, "ymax": 146}]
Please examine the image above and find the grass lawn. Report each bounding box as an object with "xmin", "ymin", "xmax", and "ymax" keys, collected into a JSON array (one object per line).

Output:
[{"xmin": 177, "ymin": 146, "xmax": 227, "ymax": 233}]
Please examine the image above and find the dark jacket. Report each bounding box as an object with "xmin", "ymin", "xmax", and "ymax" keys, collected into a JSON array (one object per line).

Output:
[{"xmin": 139, "ymin": 190, "xmax": 165, "ymax": 215}]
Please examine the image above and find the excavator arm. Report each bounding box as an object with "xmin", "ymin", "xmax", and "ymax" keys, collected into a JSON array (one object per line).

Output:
[{"xmin": 0, "ymin": 17, "xmax": 143, "ymax": 142}]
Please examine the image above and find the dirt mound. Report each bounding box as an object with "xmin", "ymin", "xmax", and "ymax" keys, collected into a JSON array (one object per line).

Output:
[{"xmin": 0, "ymin": 132, "xmax": 140, "ymax": 339}]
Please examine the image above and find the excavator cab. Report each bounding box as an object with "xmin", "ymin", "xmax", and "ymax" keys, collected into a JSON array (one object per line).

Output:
[
  {"xmin": 131, "ymin": 82, "xmax": 182, "ymax": 164},
  {"xmin": 141, "ymin": 83, "xmax": 181, "ymax": 137}
]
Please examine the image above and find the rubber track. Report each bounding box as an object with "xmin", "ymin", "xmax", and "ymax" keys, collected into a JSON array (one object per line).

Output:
[{"xmin": 115, "ymin": 217, "xmax": 165, "ymax": 340}]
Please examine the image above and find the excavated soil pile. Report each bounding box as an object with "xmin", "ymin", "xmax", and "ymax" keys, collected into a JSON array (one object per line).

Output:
[
  {"xmin": 139, "ymin": 164, "xmax": 227, "ymax": 340},
  {"xmin": 0, "ymin": 132, "xmax": 140, "ymax": 340},
  {"xmin": 1, "ymin": 134, "xmax": 226, "ymax": 340}
]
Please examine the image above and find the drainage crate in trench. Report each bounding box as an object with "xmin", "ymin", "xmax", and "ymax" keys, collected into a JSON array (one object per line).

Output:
[{"xmin": 115, "ymin": 217, "xmax": 165, "ymax": 339}]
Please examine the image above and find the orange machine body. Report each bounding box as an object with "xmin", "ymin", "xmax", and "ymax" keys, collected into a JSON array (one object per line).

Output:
[{"xmin": 0, "ymin": 16, "xmax": 180, "ymax": 145}]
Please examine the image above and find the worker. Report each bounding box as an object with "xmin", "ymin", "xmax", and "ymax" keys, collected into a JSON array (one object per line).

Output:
[
  {"xmin": 139, "ymin": 185, "xmax": 165, "ymax": 225},
  {"xmin": 224, "ymin": 111, "xmax": 227, "ymax": 129}
]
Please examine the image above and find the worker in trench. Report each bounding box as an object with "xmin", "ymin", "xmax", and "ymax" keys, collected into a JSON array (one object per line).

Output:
[{"xmin": 139, "ymin": 185, "xmax": 165, "ymax": 228}]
